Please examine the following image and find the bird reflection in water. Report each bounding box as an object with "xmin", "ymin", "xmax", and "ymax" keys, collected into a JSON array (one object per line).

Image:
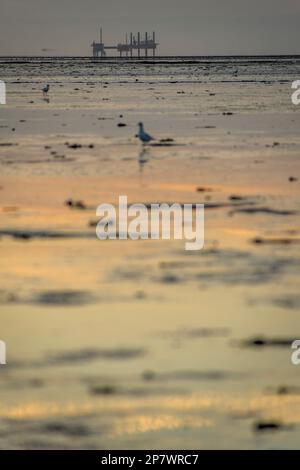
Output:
[{"xmin": 138, "ymin": 147, "xmax": 150, "ymax": 183}]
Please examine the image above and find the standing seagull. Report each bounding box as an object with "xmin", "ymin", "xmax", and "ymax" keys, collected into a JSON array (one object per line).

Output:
[
  {"xmin": 137, "ymin": 122, "xmax": 154, "ymax": 144},
  {"xmin": 42, "ymin": 84, "xmax": 50, "ymax": 97}
]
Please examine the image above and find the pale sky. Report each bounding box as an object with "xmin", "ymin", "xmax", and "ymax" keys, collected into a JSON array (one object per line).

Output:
[{"xmin": 0, "ymin": 0, "xmax": 299, "ymax": 56}]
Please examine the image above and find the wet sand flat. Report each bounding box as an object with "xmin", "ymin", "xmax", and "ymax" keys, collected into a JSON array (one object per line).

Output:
[{"xmin": 0, "ymin": 57, "xmax": 300, "ymax": 449}]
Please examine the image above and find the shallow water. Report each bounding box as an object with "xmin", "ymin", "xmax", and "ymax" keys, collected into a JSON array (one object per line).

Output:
[{"xmin": 0, "ymin": 56, "xmax": 300, "ymax": 449}]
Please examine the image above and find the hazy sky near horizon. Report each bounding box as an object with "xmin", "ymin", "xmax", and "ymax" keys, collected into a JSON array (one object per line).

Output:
[{"xmin": 0, "ymin": 0, "xmax": 299, "ymax": 56}]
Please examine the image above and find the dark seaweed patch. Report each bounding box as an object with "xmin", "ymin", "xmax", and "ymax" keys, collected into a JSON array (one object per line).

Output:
[
  {"xmin": 252, "ymin": 237, "xmax": 300, "ymax": 245},
  {"xmin": 46, "ymin": 347, "xmax": 147, "ymax": 365},
  {"xmin": 34, "ymin": 290, "xmax": 96, "ymax": 306},
  {"xmin": 230, "ymin": 207, "xmax": 297, "ymax": 216},
  {"xmin": 253, "ymin": 421, "xmax": 288, "ymax": 432},
  {"xmin": 160, "ymin": 327, "xmax": 230, "ymax": 341},
  {"xmin": 144, "ymin": 370, "xmax": 243, "ymax": 382},
  {"xmin": 43, "ymin": 422, "xmax": 91, "ymax": 437},
  {"xmin": 0, "ymin": 229, "xmax": 95, "ymax": 240},
  {"xmin": 271, "ymin": 295, "xmax": 300, "ymax": 310},
  {"xmin": 240, "ymin": 336, "xmax": 294, "ymax": 348}
]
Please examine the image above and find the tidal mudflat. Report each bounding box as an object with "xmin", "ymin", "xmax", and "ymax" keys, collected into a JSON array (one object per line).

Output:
[{"xmin": 0, "ymin": 56, "xmax": 299, "ymax": 449}]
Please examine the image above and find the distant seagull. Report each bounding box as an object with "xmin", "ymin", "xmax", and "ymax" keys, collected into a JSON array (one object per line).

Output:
[
  {"xmin": 137, "ymin": 122, "xmax": 154, "ymax": 144},
  {"xmin": 42, "ymin": 84, "xmax": 50, "ymax": 96}
]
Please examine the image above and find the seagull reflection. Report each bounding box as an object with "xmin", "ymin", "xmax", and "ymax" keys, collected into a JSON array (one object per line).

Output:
[
  {"xmin": 138, "ymin": 147, "xmax": 150, "ymax": 185},
  {"xmin": 138, "ymin": 147, "xmax": 150, "ymax": 173}
]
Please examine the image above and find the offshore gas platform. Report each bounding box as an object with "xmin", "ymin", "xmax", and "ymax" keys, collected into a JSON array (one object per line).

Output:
[{"xmin": 91, "ymin": 28, "xmax": 158, "ymax": 58}]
